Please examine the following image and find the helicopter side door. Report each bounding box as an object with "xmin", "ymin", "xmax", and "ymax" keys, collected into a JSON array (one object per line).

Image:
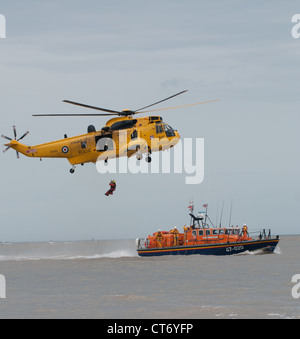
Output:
[{"xmin": 95, "ymin": 134, "xmax": 114, "ymax": 152}]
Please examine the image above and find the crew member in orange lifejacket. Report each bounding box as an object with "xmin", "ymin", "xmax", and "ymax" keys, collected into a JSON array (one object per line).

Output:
[
  {"xmin": 156, "ymin": 230, "xmax": 164, "ymax": 248},
  {"xmin": 242, "ymin": 224, "xmax": 248, "ymax": 240},
  {"xmin": 183, "ymin": 225, "xmax": 190, "ymax": 243},
  {"xmin": 170, "ymin": 227, "xmax": 179, "ymax": 246},
  {"xmin": 105, "ymin": 180, "xmax": 117, "ymax": 196}
]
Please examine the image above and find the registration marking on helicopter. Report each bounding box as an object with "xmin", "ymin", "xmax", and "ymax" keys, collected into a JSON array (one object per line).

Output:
[
  {"xmin": 25, "ymin": 148, "xmax": 37, "ymax": 154},
  {"xmin": 78, "ymin": 148, "xmax": 92, "ymax": 154}
]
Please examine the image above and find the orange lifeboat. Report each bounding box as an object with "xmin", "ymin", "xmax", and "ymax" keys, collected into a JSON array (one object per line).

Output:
[{"xmin": 136, "ymin": 205, "xmax": 280, "ymax": 257}]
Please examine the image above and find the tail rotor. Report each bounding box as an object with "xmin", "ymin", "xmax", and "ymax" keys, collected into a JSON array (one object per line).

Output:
[{"xmin": 2, "ymin": 126, "xmax": 29, "ymax": 159}]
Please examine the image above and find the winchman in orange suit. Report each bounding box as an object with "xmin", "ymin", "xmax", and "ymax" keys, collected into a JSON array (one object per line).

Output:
[
  {"xmin": 156, "ymin": 230, "xmax": 164, "ymax": 248},
  {"xmin": 170, "ymin": 227, "xmax": 179, "ymax": 246},
  {"xmin": 105, "ymin": 180, "xmax": 117, "ymax": 196}
]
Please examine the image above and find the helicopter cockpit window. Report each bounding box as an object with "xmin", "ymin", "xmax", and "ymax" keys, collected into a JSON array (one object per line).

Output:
[
  {"xmin": 81, "ymin": 141, "xmax": 87, "ymax": 149},
  {"xmin": 156, "ymin": 124, "xmax": 164, "ymax": 134},
  {"xmin": 163, "ymin": 124, "xmax": 176, "ymax": 137}
]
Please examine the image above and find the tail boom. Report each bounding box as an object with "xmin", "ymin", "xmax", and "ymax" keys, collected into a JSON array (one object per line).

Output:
[{"xmin": 4, "ymin": 140, "xmax": 71, "ymax": 159}]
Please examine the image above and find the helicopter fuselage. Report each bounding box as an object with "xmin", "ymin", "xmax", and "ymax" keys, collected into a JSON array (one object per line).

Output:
[{"xmin": 5, "ymin": 115, "xmax": 180, "ymax": 170}]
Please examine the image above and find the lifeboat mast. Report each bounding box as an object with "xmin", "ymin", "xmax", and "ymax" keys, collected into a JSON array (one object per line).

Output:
[{"xmin": 188, "ymin": 202, "xmax": 216, "ymax": 229}]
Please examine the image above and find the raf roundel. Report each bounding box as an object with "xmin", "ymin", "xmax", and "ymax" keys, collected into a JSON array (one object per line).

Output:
[{"xmin": 62, "ymin": 146, "xmax": 69, "ymax": 154}]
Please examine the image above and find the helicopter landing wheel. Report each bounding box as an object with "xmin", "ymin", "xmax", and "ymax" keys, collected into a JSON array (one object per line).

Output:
[
  {"xmin": 136, "ymin": 153, "xmax": 143, "ymax": 161},
  {"xmin": 70, "ymin": 166, "xmax": 76, "ymax": 174},
  {"xmin": 145, "ymin": 156, "xmax": 152, "ymax": 163}
]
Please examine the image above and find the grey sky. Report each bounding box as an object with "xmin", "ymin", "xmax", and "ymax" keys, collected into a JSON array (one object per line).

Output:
[{"xmin": 0, "ymin": 0, "xmax": 300, "ymax": 242}]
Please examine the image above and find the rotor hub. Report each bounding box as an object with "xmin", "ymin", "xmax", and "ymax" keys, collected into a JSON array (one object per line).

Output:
[{"xmin": 121, "ymin": 109, "xmax": 135, "ymax": 116}]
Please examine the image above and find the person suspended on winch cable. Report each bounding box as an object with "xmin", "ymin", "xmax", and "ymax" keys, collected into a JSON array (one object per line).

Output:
[{"xmin": 105, "ymin": 180, "xmax": 117, "ymax": 196}]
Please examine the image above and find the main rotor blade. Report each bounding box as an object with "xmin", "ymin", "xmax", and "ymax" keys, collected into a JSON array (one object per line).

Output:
[
  {"xmin": 13, "ymin": 126, "xmax": 17, "ymax": 140},
  {"xmin": 1, "ymin": 135, "xmax": 12, "ymax": 141},
  {"xmin": 17, "ymin": 131, "xmax": 29, "ymax": 141},
  {"xmin": 63, "ymin": 100, "xmax": 122, "ymax": 115},
  {"xmin": 139, "ymin": 99, "xmax": 219, "ymax": 113},
  {"xmin": 134, "ymin": 90, "xmax": 188, "ymax": 113},
  {"xmin": 33, "ymin": 113, "xmax": 119, "ymax": 117}
]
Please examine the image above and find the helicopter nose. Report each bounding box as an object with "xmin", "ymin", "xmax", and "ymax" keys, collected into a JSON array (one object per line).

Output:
[{"xmin": 170, "ymin": 131, "xmax": 180, "ymax": 148}]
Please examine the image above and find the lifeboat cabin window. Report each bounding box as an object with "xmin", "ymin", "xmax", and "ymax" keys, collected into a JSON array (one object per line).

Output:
[
  {"xmin": 212, "ymin": 229, "xmax": 219, "ymax": 235},
  {"xmin": 192, "ymin": 230, "xmax": 197, "ymax": 237},
  {"xmin": 219, "ymin": 229, "xmax": 224, "ymax": 235},
  {"xmin": 205, "ymin": 230, "xmax": 211, "ymax": 236},
  {"xmin": 225, "ymin": 228, "xmax": 240, "ymax": 235},
  {"xmin": 198, "ymin": 230, "xmax": 204, "ymax": 236}
]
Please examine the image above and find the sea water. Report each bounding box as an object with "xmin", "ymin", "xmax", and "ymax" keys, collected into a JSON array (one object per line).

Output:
[{"xmin": 0, "ymin": 236, "xmax": 299, "ymax": 319}]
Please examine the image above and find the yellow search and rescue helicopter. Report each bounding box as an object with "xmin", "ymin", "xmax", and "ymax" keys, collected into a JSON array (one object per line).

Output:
[{"xmin": 2, "ymin": 90, "xmax": 217, "ymax": 173}]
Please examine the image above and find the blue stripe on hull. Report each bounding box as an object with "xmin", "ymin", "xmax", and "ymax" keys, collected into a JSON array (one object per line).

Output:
[{"xmin": 137, "ymin": 239, "xmax": 279, "ymax": 257}]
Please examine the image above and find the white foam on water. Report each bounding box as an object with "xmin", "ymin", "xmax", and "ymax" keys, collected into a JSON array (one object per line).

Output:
[
  {"xmin": 273, "ymin": 246, "xmax": 282, "ymax": 255},
  {"xmin": 0, "ymin": 242, "xmax": 138, "ymax": 262},
  {"xmin": 235, "ymin": 249, "xmax": 265, "ymax": 256},
  {"xmin": 235, "ymin": 246, "xmax": 281, "ymax": 256},
  {"xmin": 0, "ymin": 251, "xmax": 137, "ymax": 261}
]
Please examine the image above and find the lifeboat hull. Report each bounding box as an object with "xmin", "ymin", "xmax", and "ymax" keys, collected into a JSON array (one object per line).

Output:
[{"xmin": 137, "ymin": 238, "xmax": 280, "ymax": 257}]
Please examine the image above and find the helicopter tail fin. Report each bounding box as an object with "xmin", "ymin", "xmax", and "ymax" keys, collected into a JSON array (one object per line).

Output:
[{"xmin": 3, "ymin": 140, "xmax": 33, "ymax": 159}]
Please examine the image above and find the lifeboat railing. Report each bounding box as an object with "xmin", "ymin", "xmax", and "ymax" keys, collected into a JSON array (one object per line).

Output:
[
  {"xmin": 136, "ymin": 229, "xmax": 278, "ymax": 251},
  {"xmin": 254, "ymin": 229, "xmax": 273, "ymax": 240},
  {"xmin": 136, "ymin": 238, "xmax": 148, "ymax": 250}
]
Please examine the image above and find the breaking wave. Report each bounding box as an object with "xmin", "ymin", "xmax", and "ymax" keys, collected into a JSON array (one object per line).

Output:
[
  {"xmin": 235, "ymin": 246, "xmax": 281, "ymax": 256},
  {"xmin": 0, "ymin": 240, "xmax": 138, "ymax": 262}
]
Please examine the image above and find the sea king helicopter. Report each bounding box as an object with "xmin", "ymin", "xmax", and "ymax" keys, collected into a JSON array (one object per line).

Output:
[{"xmin": 2, "ymin": 90, "xmax": 217, "ymax": 173}]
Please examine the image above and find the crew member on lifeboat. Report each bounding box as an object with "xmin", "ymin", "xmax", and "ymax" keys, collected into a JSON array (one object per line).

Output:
[
  {"xmin": 242, "ymin": 224, "xmax": 248, "ymax": 240},
  {"xmin": 156, "ymin": 230, "xmax": 164, "ymax": 248},
  {"xmin": 183, "ymin": 225, "xmax": 190, "ymax": 243},
  {"xmin": 170, "ymin": 227, "xmax": 179, "ymax": 246}
]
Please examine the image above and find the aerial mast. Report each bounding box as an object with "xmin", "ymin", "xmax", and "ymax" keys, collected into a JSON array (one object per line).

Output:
[{"xmin": 188, "ymin": 200, "xmax": 194, "ymax": 226}]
